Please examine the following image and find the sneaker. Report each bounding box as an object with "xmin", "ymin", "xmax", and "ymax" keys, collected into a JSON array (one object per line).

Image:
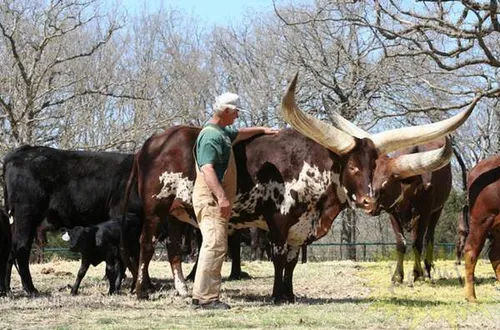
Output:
[{"xmin": 199, "ymin": 300, "xmax": 231, "ymax": 310}]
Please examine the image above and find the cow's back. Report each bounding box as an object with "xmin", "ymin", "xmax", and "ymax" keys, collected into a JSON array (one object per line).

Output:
[
  {"xmin": 467, "ymin": 154, "xmax": 500, "ymax": 214},
  {"xmin": 3, "ymin": 145, "xmax": 140, "ymax": 228}
]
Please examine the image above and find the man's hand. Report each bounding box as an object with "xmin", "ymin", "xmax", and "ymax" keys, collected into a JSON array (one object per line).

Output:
[
  {"xmin": 217, "ymin": 195, "xmax": 231, "ymax": 219},
  {"xmin": 262, "ymin": 127, "xmax": 279, "ymax": 135}
]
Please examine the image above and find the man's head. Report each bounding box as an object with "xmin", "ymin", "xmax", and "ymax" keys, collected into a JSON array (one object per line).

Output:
[{"xmin": 213, "ymin": 92, "xmax": 243, "ymax": 126}]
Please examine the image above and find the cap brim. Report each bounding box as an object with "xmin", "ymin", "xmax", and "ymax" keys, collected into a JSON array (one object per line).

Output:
[{"xmin": 236, "ymin": 107, "xmax": 251, "ymax": 114}]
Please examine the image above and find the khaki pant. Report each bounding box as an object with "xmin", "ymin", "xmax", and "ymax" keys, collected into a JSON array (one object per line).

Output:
[{"xmin": 192, "ymin": 152, "xmax": 236, "ymax": 304}]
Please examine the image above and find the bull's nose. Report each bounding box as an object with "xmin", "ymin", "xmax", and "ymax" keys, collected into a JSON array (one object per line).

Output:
[{"xmin": 357, "ymin": 196, "xmax": 377, "ymax": 213}]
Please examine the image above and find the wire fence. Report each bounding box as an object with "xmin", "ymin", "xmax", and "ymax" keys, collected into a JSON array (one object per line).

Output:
[{"xmin": 35, "ymin": 242, "xmax": 460, "ymax": 264}]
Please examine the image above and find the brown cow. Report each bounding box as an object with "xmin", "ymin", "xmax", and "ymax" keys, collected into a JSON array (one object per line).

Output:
[
  {"xmin": 323, "ymin": 104, "xmax": 453, "ymax": 282},
  {"xmin": 125, "ymin": 74, "xmax": 476, "ymax": 301},
  {"xmin": 463, "ymin": 154, "xmax": 500, "ymax": 302}
]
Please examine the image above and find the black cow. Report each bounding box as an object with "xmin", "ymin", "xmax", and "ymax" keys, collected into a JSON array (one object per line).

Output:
[
  {"xmin": 63, "ymin": 214, "xmax": 141, "ymax": 295},
  {"xmin": 2, "ymin": 145, "xmax": 143, "ymax": 295},
  {"xmin": 0, "ymin": 209, "xmax": 10, "ymax": 296},
  {"xmin": 126, "ymin": 74, "xmax": 475, "ymax": 302}
]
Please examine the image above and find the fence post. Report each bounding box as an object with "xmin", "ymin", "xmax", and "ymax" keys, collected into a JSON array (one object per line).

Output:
[{"xmin": 363, "ymin": 244, "xmax": 367, "ymax": 261}]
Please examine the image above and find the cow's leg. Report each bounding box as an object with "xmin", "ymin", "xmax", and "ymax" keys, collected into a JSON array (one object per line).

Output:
[
  {"xmin": 4, "ymin": 252, "xmax": 14, "ymax": 295},
  {"xmin": 464, "ymin": 214, "xmax": 494, "ymax": 302},
  {"xmin": 270, "ymin": 242, "xmax": 287, "ymax": 304},
  {"xmin": 115, "ymin": 257, "xmax": 124, "ymax": 294},
  {"xmin": 283, "ymin": 246, "xmax": 300, "ymax": 303},
  {"xmin": 423, "ymin": 208, "xmax": 442, "ymax": 279},
  {"xmin": 105, "ymin": 260, "xmax": 118, "ymax": 295},
  {"xmin": 412, "ymin": 212, "xmax": 428, "ymax": 282},
  {"xmin": 0, "ymin": 253, "xmax": 8, "ymax": 296},
  {"xmin": 186, "ymin": 229, "xmax": 202, "ymax": 281},
  {"xmin": 228, "ymin": 231, "xmax": 249, "ymax": 280},
  {"xmin": 164, "ymin": 218, "xmax": 189, "ymax": 296},
  {"xmin": 11, "ymin": 210, "xmax": 40, "ymax": 295},
  {"xmin": 71, "ymin": 259, "xmax": 90, "ymax": 295},
  {"xmin": 488, "ymin": 221, "xmax": 500, "ymax": 285},
  {"xmin": 136, "ymin": 215, "xmax": 160, "ymax": 299},
  {"xmin": 389, "ymin": 213, "xmax": 406, "ymax": 283}
]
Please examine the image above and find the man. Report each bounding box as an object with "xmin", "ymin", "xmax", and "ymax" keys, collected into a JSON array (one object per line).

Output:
[{"xmin": 191, "ymin": 92, "xmax": 278, "ymax": 310}]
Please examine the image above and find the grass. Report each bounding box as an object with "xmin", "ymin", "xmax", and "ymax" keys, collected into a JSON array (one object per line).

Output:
[{"xmin": 0, "ymin": 258, "xmax": 499, "ymax": 329}]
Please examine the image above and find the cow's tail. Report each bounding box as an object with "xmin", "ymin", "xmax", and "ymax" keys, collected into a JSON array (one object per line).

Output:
[{"xmin": 122, "ymin": 153, "xmax": 139, "ymax": 223}]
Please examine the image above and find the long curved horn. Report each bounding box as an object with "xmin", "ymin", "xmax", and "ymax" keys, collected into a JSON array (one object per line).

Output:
[
  {"xmin": 389, "ymin": 137, "xmax": 452, "ymax": 180},
  {"xmin": 321, "ymin": 96, "xmax": 370, "ymax": 138},
  {"xmin": 371, "ymin": 96, "xmax": 481, "ymax": 154},
  {"xmin": 281, "ymin": 73, "xmax": 356, "ymax": 155}
]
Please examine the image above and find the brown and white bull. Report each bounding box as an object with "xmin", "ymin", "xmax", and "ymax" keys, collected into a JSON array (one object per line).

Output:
[
  {"xmin": 463, "ymin": 154, "xmax": 500, "ymax": 302},
  {"xmin": 322, "ymin": 107, "xmax": 453, "ymax": 282},
  {"xmin": 126, "ymin": 74, "xmax": 477, "ymax": 302}
]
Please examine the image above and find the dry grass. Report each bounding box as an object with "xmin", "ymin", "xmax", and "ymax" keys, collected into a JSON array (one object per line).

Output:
[{"xmin": 0, "ymin": 258, "xmax": 499, "ymax": 329}]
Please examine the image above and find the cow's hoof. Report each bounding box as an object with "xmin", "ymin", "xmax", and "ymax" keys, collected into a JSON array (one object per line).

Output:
[
  {"xmin": 174, "ymin": 283, "xmax": 189, "ymax": 297},
  {"xmin": 465, "ymin": 296, "xmax": 478, "ymax": 303},
  {"xmin": 228, "ymin": 271, "xmax": 251, "ymax": 281},
  {"xmin": 391, "ymin": 274, "xmax": 403, "ymax": 284},
  {"xmin": 136, "ymin": 291, "xmax": 149, "ymax": 300}
]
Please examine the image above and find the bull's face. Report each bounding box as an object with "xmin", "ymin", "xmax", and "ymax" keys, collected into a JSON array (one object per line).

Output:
[
  {"xmin": 341, "ymin": 138, "xmax": 379, "ymax": 210},
  {"xmin": 362, "ymin": 155, "xmax": 403, "ymax": 216}
]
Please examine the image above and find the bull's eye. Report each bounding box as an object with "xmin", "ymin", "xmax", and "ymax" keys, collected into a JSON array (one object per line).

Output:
[{"xmin": 349, "ymin": 166, "xmax": 359, "ymax": 174}]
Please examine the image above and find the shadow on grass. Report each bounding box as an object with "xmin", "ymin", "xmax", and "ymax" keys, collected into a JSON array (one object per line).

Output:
[{"xmin": 226, "ymin": 288, "xmax": 377, "ymax": 306}]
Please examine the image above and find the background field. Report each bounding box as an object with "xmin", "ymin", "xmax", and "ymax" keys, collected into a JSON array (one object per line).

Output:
[{"xmin": 1, "ymin": 259, "xmax": 499, "ymax": 329}]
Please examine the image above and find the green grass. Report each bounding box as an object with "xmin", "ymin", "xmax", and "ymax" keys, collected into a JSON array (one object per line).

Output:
[{"xmin": 0, "ymin": 259, "xmax": 499, "ymax": 329}]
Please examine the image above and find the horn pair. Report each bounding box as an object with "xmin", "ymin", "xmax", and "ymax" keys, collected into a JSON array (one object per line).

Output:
[{"xmin": 281, "ymin": 73, "xmax": 477, "ymax": 178}]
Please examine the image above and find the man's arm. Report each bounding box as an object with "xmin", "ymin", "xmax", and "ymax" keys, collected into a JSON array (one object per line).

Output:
[
  {"xmin": 233, "ymin": 126, "xmax": 279, "ymax": 144},
  {"xmin": 199, "ymin": 164, "xmax": 231, "ymax": 219}
]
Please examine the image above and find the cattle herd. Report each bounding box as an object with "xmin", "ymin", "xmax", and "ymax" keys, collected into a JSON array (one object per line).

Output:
[{"xmin": 0, "ymin": 74, "xmax": 498, "ymax": 304}]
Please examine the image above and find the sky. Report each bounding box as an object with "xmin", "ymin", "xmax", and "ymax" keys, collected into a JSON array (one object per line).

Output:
[{"xmin": 120, "ymin": 0, "xmax": 278, "ymax": 26}]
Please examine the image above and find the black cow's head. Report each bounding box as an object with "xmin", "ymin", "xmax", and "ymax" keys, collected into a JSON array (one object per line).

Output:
[
  {"xmin": 281, "ymin": 73, "xmax": 474, "ymax": 214},
  {"xmin": 63, "ymin": 226, "xmax": 98, "ymax": 252}
]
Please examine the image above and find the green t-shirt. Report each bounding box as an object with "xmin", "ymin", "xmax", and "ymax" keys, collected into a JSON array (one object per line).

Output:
[{"xmin": 196, "ymin": 123, "xmax": 238, "ymax": 182}]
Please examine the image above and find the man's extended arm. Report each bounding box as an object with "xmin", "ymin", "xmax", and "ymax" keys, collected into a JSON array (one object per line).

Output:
[{"xmin": 233, "ymin": 127, "xmax": 279, "ymax": 144}]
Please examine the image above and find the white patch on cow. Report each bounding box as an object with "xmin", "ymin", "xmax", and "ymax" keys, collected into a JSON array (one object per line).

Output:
[
  {"xmin": 368, "ymin": 183, "xmax": 373, "ymax": 197},
  {"xmin": 9, "ymin": 215, "xmax": 13, "ymax": 225},
  {"xmin": 154, "ymin": 172, "xmax": 194, "ymax": 205},
  {"xmin": 351, "ymin": 194, "xmax": 357, "ymax": 202},
  {"xmin": 172, "ymin": 265, "xmax": 189, "ymax": 297},
  {"xmin": 287, "ymin": 246, "xmax": 300, "ymax": 263},
  {"xmin": 272, "ymin": 243, "xmax": 287, "ymax": 256},
  {"xmin": 62, "ymin": 232, "xmax": 70, "ymax": 242}
]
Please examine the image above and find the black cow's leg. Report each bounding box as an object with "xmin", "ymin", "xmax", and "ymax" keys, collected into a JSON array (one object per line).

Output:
[
  {"xmin": 228, "ymin": 231, "xmax": 246, "ymax": 280},
  {"xmin": 105, "ymin": 258, "xmax": 119, "ymax": 295},
  {"xmin": 389, "ymin": 213, "xmax": 406, "ymax": 283},
  {"xmin": 136, "ymin": 215, "xmax": 160, "ymax": 299},
  {"xmin": 423, "ymin": 208, "xmax": 442, "ymax": 279},
  {"xmin": 186, "ymin": 230, "xmax": 202, "ymax": 281},
  {"xmin": 12, "ymin": 231, "xmax": 37, "ymax": 295},
  {"xmin": 71, "ymin": 259, "xmax": 90, "ymax": 295},
  {"xmin": 283, "ymin": 246, "xmax": 299, "ymax": 303},
  {"xmin": 271, "ymin": 242, "xmax": 287, "ymax": 304},
  {"xmin": 4, "ymin": 253, "xmax": 14, "ymax": 295}
]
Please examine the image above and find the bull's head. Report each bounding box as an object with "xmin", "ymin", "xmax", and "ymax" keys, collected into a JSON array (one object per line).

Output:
[{"xmin": 281, "ymin": 73, "xmax": 475, "ymax": 214}]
